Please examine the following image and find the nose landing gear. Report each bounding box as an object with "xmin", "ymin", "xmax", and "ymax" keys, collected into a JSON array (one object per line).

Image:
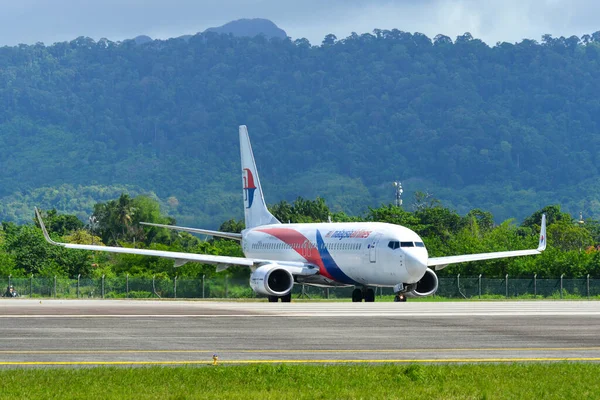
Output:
[
  {"xmin": 393, "ymin": 282, "xmax": 408, "ymax": 302},
  {"xmin": 394, "ymin": 294, "xmax": 407, "ymax": 302},
  {"xmin": 267, "ymin": 293, "xmax": 292, "ymax": 302},
  {"xmin": 351, "ymin": 287, "xmax": 376, "ymax": 302}
]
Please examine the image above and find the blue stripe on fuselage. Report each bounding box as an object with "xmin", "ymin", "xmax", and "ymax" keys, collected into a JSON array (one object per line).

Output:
[{"xmin": 316, "ymin": 230, "xmax": 360, "ymax": 285}]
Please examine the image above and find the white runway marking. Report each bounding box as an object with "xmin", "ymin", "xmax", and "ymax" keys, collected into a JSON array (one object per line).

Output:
[
  {"xmin": 2, "ymin": 312, "xmax": 600, "ymax": 318},
  {"xmin": 1, "ymin": 299, "xmax": 600, "ymax": 317}
]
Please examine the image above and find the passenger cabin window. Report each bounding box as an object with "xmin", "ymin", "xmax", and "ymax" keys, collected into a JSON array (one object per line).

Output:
[
  {"xmin": 388, "ymin": 241, "xmax": 400, "ymax": 250},
  {"xmin": 400, "ymin": 242, "xmax": 414, "ymax": 247}
]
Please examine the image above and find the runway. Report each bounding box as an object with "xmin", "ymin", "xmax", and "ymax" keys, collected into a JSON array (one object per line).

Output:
[{"xmin": 1, "ymin": 299, "xmax": 599, "ymax": 366}]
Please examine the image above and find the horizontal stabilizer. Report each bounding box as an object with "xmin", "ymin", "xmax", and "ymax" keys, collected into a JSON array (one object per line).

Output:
[{"xmin": 140, "ymin": 222, "xmax": 242, "ymax": 241}]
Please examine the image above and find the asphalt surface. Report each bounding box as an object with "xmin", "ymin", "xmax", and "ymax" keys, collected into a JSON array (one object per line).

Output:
[{"xmin": 1, "ymin": 299, "xmax": 599, "ymax": 366}]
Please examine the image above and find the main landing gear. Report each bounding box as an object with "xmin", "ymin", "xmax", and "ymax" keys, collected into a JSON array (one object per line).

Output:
[
  {"xmin": 268, "ymin": 293, "xmax": 292, "ymax": 303},
  {"xmin": 351, "ymin": 287, "xmax": 375, "ymax": 302}
]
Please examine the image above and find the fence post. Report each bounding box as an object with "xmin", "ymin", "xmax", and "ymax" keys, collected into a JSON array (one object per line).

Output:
[
  {"xmin": 505, "ymin": 274, "xmax": 509, "ymax": 298},
  {"xmin": 534, "ymin": 274, "xmax": 537, "ymax": 297},
  {"xmin": 8, "ymin": 274, "xmax": 11, "ymax": 289},
  {"xmin": 325, "ymin": 287, "xmax": 330, "ymax": 299},
  {"xmin": 225, "ymin": 276, "xmax": 229, "ymax": 298},
  {"xmin": 54, "ymin": 275, "xmax": 57, "ymax": 298},
  {"xmin": 77, "ymin": 274, "xmax": 81, "ymax": 299},
  {"xmin": 457, "ymin": 274, "xmax": 460, "ymax": 297},
  {"xmin": 202, "ymin": 274, "xmax": 205, "ymax": 299},
  {"xmin": 126, "ymin": 274, "xmax": 129, "ymax": 298},
  {"xmin": 560, "ymin": 274, "xmax": 564, "ymax": 299},
  {"xmin": 30, "ymin": 274, "xmax": 33, "ymax": 298},
  {"xmin": 587, "ymin": 274, "xmax": 590, "ymax": 299},
  {"xmin": 478, "ymin": 274, "xmax": 482, "ymax": 299},
  {"xmin": 174, "ymin": 276, "xmax": 177, "ymax": 299},
  {"xmin": 101, "ymin": 275, "xmax": 105, "ymax": 299}
]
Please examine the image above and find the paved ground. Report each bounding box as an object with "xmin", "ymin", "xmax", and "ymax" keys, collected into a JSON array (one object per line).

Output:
[{"xmin": 1, "ymin": 299, "xmax": 599, "ymax": 366}]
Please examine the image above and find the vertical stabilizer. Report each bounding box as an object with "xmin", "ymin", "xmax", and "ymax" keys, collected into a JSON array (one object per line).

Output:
[{"xmin": 240, "ymin": 125, "xmax": 280, "ymax": 228}]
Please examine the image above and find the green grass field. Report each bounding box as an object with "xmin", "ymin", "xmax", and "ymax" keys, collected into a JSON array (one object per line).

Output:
[{"xmin": 1, "ymin": 363, "xmax": 598, "ymax": 399}]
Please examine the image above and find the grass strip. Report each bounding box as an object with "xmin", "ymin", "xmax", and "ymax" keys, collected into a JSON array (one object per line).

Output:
[{"xmin": 1, "ymin": 363, "xmax": 599, "ymax": 399}]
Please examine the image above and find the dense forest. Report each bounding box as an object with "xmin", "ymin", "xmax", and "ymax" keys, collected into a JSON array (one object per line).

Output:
[
  {"xmin": 2, "ymin": 30, "xmax": 600, "ymax": 227},
  {"xmin": 1, "ymin": 195, "xmax": 599, "ymax": 280}
]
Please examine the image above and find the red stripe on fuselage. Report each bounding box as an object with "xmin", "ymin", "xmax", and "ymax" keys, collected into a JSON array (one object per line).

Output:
[{"xmin": 256, "ymin": 228, "xmax": 334, "ymax": 280}]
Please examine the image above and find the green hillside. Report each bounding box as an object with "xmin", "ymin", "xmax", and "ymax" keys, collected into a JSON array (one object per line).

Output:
[{"xmin": 2, "ymin": 31, "xmax": 600, "ymax": 225}]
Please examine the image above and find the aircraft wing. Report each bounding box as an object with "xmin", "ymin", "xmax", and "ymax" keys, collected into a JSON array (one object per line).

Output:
[
  {"xmin": 428, "ymin": 214, "xmax": 546, "ymax": 271},
  {"xmin": 35, "ymin": 208, "xmax": 316, "ymax": 275},
  {"xmin": 139, "ymin": 222, "xmax": 242, "ymax": 241}
]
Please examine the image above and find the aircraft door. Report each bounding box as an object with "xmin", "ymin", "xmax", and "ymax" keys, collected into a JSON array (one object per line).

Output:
[{"xmin": 368, "ymin": 234, "xmax": 381, "ymax": 263}]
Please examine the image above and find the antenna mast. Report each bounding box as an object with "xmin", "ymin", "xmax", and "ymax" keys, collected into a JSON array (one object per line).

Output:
[{"xmin": 393, "ymin": 181, "xmax": 403, "ymax": 207}]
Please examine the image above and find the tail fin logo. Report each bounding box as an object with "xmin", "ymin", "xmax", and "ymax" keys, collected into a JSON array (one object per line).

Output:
[{"xmin": 243, "ymin": 168, "xmax": 257, "ymax": 209}]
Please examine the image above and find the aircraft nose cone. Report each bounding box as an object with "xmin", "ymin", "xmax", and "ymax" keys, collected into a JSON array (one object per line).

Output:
[{"xmin": 405, "ymin": 250, "xmax": 428, "ymax": 282}]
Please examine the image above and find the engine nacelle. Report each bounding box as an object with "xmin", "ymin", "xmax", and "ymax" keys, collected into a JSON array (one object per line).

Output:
[
  {"xmin": 407, "ymin": 268, "xmax": 439, "ymax": 297},
  {"xmin": 249, "ymin": 264, "xmax": 294, "ymax": 297}
]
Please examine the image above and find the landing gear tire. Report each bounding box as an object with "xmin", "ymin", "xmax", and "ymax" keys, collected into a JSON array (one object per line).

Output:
[
  {"xmin": 268, "ymin": 295, "xmax": 278, "ymax": 302},
  {"xmin": 394, "ymin": 294, "xmax": 407, "ymax": 302},
  {"xmin": 351, "ymin": 288, "xmax": 363, "ymax": 302},
  {"xmin": 364, "ymin": 288, "xmax": 375, "ymax": 302},
  {"xmin": 281, "ymin": 293, "xmax": 292, "ymax": 303}
]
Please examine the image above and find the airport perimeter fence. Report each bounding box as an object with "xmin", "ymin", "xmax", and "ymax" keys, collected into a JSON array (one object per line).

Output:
[{"xmin": 2, "ymin": 274, "xmax": 600, "ymax": 300}]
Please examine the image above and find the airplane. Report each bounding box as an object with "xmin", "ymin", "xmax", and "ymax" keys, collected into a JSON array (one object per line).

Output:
[{"xmin": 36, "ymin": 125, "xmax": 547, "ymax": 303}]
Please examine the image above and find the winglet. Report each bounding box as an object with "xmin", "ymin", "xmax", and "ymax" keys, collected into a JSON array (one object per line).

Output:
[
  {"xmin": 34, "ymin": 207, "xmax": 63, "ymax": 247},
  {"xmin": 537, "ymin": 214, "xmax": 547, "ymax": 251}
]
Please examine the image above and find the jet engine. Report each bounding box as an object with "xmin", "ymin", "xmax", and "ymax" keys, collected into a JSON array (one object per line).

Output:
[
  {"xmin": 407, "ymin": 268, "xmax": 439, "ymax": 297},
  {"xmin": 249, "ymin": 264, "xmax": 294, "ymax": 296}
]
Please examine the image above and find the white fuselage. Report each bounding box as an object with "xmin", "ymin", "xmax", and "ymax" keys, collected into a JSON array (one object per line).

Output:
[{"xmin": 242, "ymin": 222, "xmax": 428, "ymax": 287}]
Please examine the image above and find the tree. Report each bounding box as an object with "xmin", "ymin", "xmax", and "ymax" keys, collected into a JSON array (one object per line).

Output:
[
  {"xmin": 36, "ymin": 209, "xmax": 83, "ymax": 236},
  {"xmin": 219, "ymin": 219, "xmax": 245, "ymax": 233},
  {"xmin": 465, "ymin": 209, "xmax": 494, "ymax": 233},
  {"xmin": 412, "ymin": 191, "xmax": 441, "ymax": 211},
  {"xmin": 522, "ymin": 205, "xmax": 571, "ymax": 230},
  {"xmin": 365, "ymin": 205, "xmax": 421, "ymax": 231},
  {"xmin": 548, "ymin": 221, "xmax": 593, "ymax": 252},
  {"xmin": 455, "ymin": 32, "xmax": 473, "ymax": 44},
  {"xmin": 434, "ymin": 34, "xmax": 452, "ymax": 45},
  {"xmin": 582, "ymin": 34, "xmax": 591, "ymax": 44},
  {"xmin": 270, "ymin": 197, "xmax": 331, "ymax": 223},
  {"xmin": 322, "ymin": 34, "xmax": 337, "ymax": 46}
]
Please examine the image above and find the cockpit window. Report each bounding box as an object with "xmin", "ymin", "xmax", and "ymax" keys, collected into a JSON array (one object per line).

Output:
[
  {"xmin": 415, "ymin": 242, "xmax": 425, "ymax": 247},
  {"xmin": 388, "ymin": 241, "xmax": 400, "ymax": 250},
  {"xmin": 400, "ymin": 241, "xmax": 414, "ymax": 247}
]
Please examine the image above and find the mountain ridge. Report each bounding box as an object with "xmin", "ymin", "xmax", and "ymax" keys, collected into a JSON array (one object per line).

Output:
[{"xmin": 1, "ymin": 30, "xmax": 600, "ymax": 226}]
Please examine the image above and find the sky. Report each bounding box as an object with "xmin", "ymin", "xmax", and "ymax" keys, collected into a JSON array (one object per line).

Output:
[{"xmin": 0, "ymin": 0, "xmax": 599, "ymax": 47}]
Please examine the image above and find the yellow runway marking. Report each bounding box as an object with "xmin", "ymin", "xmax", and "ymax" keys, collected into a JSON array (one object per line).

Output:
[
  {"xmin": 1, "ymin": 347, "xmax": 600, "ymax": 355},
  {"xmin": 2, "ymin": 358, "xmax": 600, "ymax": 366}
]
